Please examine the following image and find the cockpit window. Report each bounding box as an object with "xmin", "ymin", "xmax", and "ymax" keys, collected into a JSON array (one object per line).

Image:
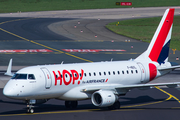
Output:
[
  {"xmin": 11, "ymin": 74, "xmax": 27, "ymax": 80},
  {"xmin": 28, "ymin": 74, "xmax": 35, "ymax": 80}
]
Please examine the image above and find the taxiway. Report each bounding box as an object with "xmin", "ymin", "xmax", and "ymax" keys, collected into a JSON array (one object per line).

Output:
[{"xmin": 0, "ymin": 7, "xmax": 180, "ymax": 120}]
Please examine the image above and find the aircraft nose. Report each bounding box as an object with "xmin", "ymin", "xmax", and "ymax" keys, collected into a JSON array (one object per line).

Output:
[
  {"xmin": 3, "ymin": 81, "xmax": 19, "ymax": 98},
  {"xmin": 3, "ymin": 86, "xmax": 17, "ymax": 98},
  {"xmin": 3, "ymin": 87, "xmax": 12, "ymax": 97}
]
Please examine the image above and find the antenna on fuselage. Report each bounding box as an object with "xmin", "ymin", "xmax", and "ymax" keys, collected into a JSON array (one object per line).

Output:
[
  {"xmin": 61, "ymin": 61, "xmax": 64, "ymax": 64},
  {"xmin": 111, "ymin": 58, "xmax": 113, "ymax": 62}
]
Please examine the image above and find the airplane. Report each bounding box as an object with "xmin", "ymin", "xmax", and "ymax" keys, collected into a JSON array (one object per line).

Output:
[{"xmin": 3, "ymin": 8, "xmax": 180, "ymax": 113}]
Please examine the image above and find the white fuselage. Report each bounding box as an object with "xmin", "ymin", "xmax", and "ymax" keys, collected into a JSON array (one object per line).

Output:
[{"xmin": 3, "ymin": 60, "xmax": 170, "ymax": 101}]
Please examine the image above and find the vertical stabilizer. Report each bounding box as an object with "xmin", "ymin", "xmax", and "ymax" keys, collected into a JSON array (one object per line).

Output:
[{"xmin": 135, "ymin": 8, "xmax": 175, "ymax": 64}]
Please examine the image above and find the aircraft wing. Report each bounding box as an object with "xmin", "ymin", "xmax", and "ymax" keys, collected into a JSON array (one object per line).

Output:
[{"xmin": 81, "ymin": 82, "xmax": 180, "ymax": 92}]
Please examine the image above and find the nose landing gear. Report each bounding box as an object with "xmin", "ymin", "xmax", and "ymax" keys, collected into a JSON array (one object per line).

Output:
[
  {"xmin": 26, "ymin": 100, "xmax": 36, "ymax": 113},
  {"xmin": 27, "ymin": 104, "xmax": 34, "ymax": 113}
]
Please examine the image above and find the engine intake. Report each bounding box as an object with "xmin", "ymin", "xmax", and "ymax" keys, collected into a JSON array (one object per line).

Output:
[{"xmin": 91, "ymin": 90, "xmax": 118, "ymax": 107}]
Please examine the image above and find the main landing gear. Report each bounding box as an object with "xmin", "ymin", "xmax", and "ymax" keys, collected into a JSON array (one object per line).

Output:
[
  {"xmin": 108, "ymin": 101, "xmax": 121, "ymax": 110},
  {"xmin": 65, "ymin": 101, "xmax": 78, "ymax": 109}
]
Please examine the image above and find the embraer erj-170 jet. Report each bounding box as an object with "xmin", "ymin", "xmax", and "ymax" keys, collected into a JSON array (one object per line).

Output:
[{"xmin": 3, "ymin": 8, "xmax": 180, "ymax": 113}]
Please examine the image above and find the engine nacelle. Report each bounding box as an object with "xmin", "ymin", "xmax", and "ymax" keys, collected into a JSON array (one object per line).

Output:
[{"xmin": 91, "ymin": 90, "xmax": 118, "ymax": 107}]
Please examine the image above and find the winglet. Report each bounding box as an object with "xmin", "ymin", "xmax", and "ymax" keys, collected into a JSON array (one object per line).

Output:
[{"xmin": 4, "ymin": 58, "xmax": 14, "ymax": 76}]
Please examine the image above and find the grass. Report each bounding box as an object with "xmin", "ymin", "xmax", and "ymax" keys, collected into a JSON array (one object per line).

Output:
[
  {"xmin": 106, "ymin": 16, "xmax": 180, "ymax": 50},
  {"xmin": 0, "ymin": 0, "xmax": 180, "ymax": 13}
]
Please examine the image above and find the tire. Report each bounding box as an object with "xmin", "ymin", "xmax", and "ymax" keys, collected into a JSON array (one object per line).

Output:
[
  {"xmin": 108, "ymin": 101, "xmax": 120, "ymax": 110},
  {"xmin": 65, "ymin": 101, "xmax": 71, "ymax": 108},
  {"xmin": 71, "ymin": 101, "xmax": 78, "ymax": 108},
  {"xmin": 65, "ymin": 101, "xmax": 78, "ymax": 109},
  {"xmin": 114, "ymin": 101, "xmax": 120, "ymax": 109},
  {"xmin": 30, "ymin": 109, "xmax": 34, "ymax": 113}
]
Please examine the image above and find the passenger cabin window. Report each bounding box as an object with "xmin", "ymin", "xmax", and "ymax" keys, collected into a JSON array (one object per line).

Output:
[
  {"xmin": 28, "ymin": 74, "xmax": 35, "ymax": 80},
  {"xmin": 108, "ymin": 71, "xmax": 111, "ymax": 75},
  {"xmin": 84, "ymin": 73, "xmax": 86, "ymax": 77},
  {"xmin": 99, "ymin": 72, "xmax": 101, "ymax": 76},
  {"xmin": 94, "ymin": 72, "xmax": 96, "ymax": 76},
  {"xmin": 11, "ymin": 74, "xmax": 27, "ymax": 80},
  {"xmin": 117, "ymin": 71, "xmax": 120, "ymax": 74},
  {"xmin": 113, "ymin": 71, "xmax": 115, "ymax": 75},
  {"xmin": 89, "ymin": 73, "xmax": 91, "ymax": 76},
  {"xmin": 104, "ymin": 72, "xmax": 106, "ymax": 75},
  {"xmin": 136, "ymin": 70, "xmax": 138, "ymax": 73},
  {"xmin": 122, "ymin": 71, "xmax": 124, "ymax": 74}
]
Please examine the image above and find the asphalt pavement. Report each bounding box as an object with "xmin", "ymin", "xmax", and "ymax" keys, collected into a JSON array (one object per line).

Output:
[{"xmin": 0, "ymin": 7, "xmax": 180, "ymax": 120}]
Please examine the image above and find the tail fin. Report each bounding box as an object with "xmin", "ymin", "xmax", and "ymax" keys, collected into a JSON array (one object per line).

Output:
[{"xmin": 135, "ymin": 8, "xmax": 175, "ymax": 64}]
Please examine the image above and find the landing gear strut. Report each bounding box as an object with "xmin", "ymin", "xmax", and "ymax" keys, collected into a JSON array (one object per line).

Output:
[
  {"xmin": 65, "ymin": 101, "xmax": 78, "ymax": 109},
  {"xmin": 26, "ymin": 100, "xmax": 35, "ymax": 113},
  {"xmin": 27, "ymin": 105, "xmax": 34, "ymax": 113}
]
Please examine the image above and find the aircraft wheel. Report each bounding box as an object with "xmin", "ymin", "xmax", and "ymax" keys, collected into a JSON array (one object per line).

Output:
[
  {"xmin": 71, "ymin": 101, "xmax": 78, "ymax": 108},
  {"xmin": 30, "ymin": 109, "xmax": 34, "ymax": 113},
  {"xmin": 27, "ymin": 109, "xmax": 30, "ymax": 113},
  {"xmin": 108, "ymin": 101, "xmax": 121, "ymax": 110},
  {"xmin": 114, "ymin": 101, "xmax": 121, "ymax": 109},
  {"xmin": 27, "ymin": 108, "xmax": 34, "ymax": 113},
  {"xmin": 65, "ymin": 101, "xmax": 71, "ymax": 108},
  {"xmin": 65, "ymin": 101, "xmax": 78, "ymax": 109}
]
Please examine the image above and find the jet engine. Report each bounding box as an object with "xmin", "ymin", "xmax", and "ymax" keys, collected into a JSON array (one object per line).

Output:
[{"xmin": 91, "ymin": 90, "xmax": 118, "ymax": 107}]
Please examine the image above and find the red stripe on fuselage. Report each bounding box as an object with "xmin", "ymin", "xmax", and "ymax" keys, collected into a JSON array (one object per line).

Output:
[{"xmin": 148, "ymin": 9, "xmax": 174, "ymax": 62}]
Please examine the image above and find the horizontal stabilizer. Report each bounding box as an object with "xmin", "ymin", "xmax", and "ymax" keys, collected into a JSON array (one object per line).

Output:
[{"xmin": 157, "ymin": 65, "xmax": 180, "ymax": 71}]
